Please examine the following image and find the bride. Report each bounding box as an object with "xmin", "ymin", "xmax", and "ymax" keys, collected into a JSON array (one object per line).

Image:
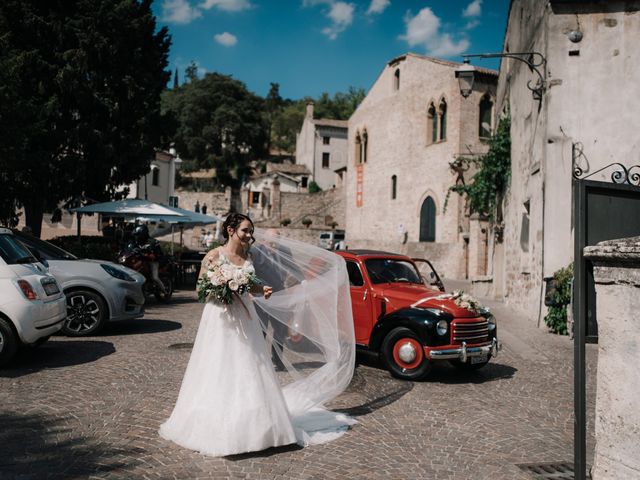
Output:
[{"xmin": 159, "ymin": 213, "xmax": 355, "ymax": 456}]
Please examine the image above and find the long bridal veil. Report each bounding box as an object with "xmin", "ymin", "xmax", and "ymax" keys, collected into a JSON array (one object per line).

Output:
[{"xmin": 249, "ymin": 229, "xmax": 356, "ymax": 445}]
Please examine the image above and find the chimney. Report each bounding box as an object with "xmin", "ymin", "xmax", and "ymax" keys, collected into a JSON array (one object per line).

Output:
[{"xmin": 306, "ymin": 101, "xmax": 314, "ymax": 119}]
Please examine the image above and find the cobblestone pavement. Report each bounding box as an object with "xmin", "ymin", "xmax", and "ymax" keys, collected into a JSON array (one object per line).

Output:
[{"xmin": 0, "ymin": 286, "xmax": 596, "ymax": 480}]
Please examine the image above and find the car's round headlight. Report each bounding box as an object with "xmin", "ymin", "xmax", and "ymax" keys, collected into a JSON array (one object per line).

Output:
[
  {"xmin": 487, "ymin": 315, "xmax": 496, "ymax": 331},
  {"xmin": 436, "ymin": 320, "xmax": 448, "ymax": 336}
]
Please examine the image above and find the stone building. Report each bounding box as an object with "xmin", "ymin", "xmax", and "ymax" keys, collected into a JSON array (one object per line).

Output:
[
  {"xmin": 241, "ymin": 163, "xmax": 311, "ymax": 220},
  {"xmin": 127, "ymin": 149, "xmax": 182, "ymax": 206},
  {"xmin": 490, "ymin": 0, "xmax": 640, "ymax": 320},
  {"xmin": 295, "ymin": 103, "xmax": 348, "ymax": 191},
  {"xmin": 346, "ymin": 53, "xmax": 498, "ymax": 279}
]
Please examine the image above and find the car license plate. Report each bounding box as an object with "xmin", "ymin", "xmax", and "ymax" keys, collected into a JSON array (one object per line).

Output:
[
  {"xmin": 471, "ymin": 354, "xmax": 488, "ymax": 364},
  {"xmin": 41, "ymin": 279, "xmax": 60, "ymax": 295}
]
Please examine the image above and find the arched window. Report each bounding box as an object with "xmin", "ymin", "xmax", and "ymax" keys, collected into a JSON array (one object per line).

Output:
[
  {"xmin": 354, "ymin": 132, "xmax": 362, "ymax": 164},
  {"xmin": 393, "ymin": 69, "xmax": 400, "ymax": 91},
  {"xmin": 438, "ymin": 99, "xmax": 447, "ymax": 141},
  {"xmin": 419, "ymin": 196, "xmax": 436, "ymax": 242},
  {"xmin": 427, "ymin": 103, "xmax": 437, "ymax": 145},
  {"xmin": 391, "ymin": 175, "xmax": 397, "ymax": 200},
  {"xmin": 151, "ymin": 166, "xmax": 160, "ymax": 186},
  {"xmin": 362, "ymin": 129, "xmax": 368, "ymax": 163},
  {"xmin": 479, "ymin": 94, "xmax": 493, "ymax": 138}
]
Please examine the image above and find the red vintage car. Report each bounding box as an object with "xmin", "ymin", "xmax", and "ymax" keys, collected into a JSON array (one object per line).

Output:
[{"xmin": 337, "ymin": 250, "xmax": 499, "ymax": 380}]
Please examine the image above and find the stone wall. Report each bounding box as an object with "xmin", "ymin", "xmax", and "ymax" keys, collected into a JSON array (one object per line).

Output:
[
  {"xmin": 495, "ymin": 1, "xmax": 640, "ymax": 322},
  {"xmin": 176, "ymin": 187, "xmax": 232, "ymax": 216},
  {"xmin": 584, "ymin": 237, "xmax": 640, "ymax": 480}
]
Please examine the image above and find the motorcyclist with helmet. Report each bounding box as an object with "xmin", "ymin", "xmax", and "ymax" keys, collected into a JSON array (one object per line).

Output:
[{"xmin": 130, "ymin": 224, "xmax": 167, "ymax": 294}]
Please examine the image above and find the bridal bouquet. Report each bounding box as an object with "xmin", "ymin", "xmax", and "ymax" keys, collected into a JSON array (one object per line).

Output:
[{"xmin": 197, "ymin": 260, "xmax": 259, "ymax": 304}]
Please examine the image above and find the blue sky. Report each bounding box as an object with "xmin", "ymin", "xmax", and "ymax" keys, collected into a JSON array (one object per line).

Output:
[{"xmin": 152, "ymin": 0, "xmax": 510, "ymax": 99}]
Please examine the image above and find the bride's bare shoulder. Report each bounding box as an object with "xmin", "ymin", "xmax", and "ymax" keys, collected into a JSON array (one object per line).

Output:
[{"xmin": 202, "ymin": 247, "xmax": 222, "ymax": 267}]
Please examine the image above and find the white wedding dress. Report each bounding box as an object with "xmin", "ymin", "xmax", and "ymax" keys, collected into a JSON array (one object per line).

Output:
[{"xmin": 159, "ymin": 251, "xmax": 355, "ymax": 457}]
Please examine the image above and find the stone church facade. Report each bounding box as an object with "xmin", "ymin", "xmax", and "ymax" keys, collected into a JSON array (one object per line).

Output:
[{"xmin": 346, "ymin": 53, "xmax": 498, "ymax": 279}]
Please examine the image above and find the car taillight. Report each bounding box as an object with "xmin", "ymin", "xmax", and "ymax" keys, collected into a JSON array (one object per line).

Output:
[{"xmin": 17, "ymin": 280, "xmax": 38, "ymax": 300}]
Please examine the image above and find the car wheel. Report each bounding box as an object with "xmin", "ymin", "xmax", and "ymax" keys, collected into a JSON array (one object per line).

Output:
[
  {"xmin": 381, "ymin": 327, "xmax": 431, "ymax": 380},
  {"xmin": 154, "ymin": 275, "xmax": 173, "ymax": 303},
  {"xmin": 63, "ymin": 290, "xmax": 107, "ymax": 336},
  {"xmin": 449, "ymin": 358, "xmax": 490, "ymax": 371},
  {"xmin": 0, "ymin": 317, "xmax": 19, "ymax": 367}
]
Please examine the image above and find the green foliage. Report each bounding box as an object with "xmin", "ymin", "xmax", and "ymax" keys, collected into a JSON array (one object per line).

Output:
[
  {"xmin": 48, "ymin": 236, "xmax": 117, "ymax": 261},
  {"xmin": 444, "ymin": 116, "xmax": 511, "ymax": 220},
  {"xmin": 270, "ymin": 87, "xmax": 365, "ymax": 154},
  {"xmin": 308, "ymin": 181, "xmax": 322, "ymax": 193},
  {"xmin": 544, "ymin": 264, "xmax": 573, "ymax": 335},
  {"xmin": 0, "ymin": 0, "xmax": 172, "ymax": 234},
  {"xmin": 301, "ymin": 217, "xmax": 312, "ymax": 226},
  {"xmin": 280, "ymin": 218, "xmax": 291, "ymax": 227},
  {"xmin": 161, "ymin": 72, "xmax": 268, "ymax": 187}
]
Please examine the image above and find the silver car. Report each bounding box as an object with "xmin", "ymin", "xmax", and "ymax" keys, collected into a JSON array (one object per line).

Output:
[{"xmin": 13, "ymin": 231, "xmax": 145, "ymax": 336}]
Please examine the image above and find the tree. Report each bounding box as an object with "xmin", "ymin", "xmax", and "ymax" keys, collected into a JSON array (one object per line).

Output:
[
  {"xmin": 161, "ymin": 73, "xmax": 268, "ymax": 187},
  {"xmin": 0, "ymin": 0, "xmax": 172, "ymax": 236}
]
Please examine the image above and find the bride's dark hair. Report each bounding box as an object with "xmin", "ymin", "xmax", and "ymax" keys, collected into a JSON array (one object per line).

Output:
[{"xmin": 222, "ymin": 213, "xmax": 255, "ymax": 245}]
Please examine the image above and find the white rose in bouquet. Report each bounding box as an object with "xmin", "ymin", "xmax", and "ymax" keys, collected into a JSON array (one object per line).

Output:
[
  {"xmin": 228, "ymin": 280, "xmax": 240, "ymax": 291},
  {"xmin": 234, "ymin": 269, "xmax": 247, "ymax": 285},
  {"xmin": 221, "ymin": 263, "xmax": 235, "ymax": 281}
]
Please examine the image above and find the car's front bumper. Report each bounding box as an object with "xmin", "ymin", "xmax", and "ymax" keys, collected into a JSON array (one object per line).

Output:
[
  {"xmin": 426, "ymin": 337, "xmax": 500, "ymax": 361},
  {"xmin": 106, "ymin": 279, "xmax": 145, "ymax": 322}
]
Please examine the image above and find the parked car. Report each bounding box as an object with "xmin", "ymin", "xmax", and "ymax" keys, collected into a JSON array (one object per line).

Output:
[
  {"xmin": 319, "ymin": 230, "xmax": 345, "ymax": 250},
  {"xmin": 12, "ymin": 230, "xmax": 145, "ymax": 337},
  {"xmin": 336, "ymin": 249, "xmax": 499, "ymax": 380},
  {"xmin": 0, "ymin": 228, "xmax": 67, "ymax": 366}
]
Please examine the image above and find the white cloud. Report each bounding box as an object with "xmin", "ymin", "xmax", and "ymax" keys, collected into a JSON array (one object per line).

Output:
[
  {"xmin": 200, "ymin": 0, "xmax": 252, "ymax": 11},
  {"xmin": 321, "ymin": 2, "xmax": 354, "ymax": 40},
  {"xmin": 367, "ymin": 0, "xmax": 390, "ymax": 15},
  {"xmin": 214, "ymin": 32, "xmax": 238, "ymax": 46},
  {"xmin": 401, "ymin": 7, "xmax": 469, "ymax": 57},
  {"xmin": 161, "ymin": 0, "xmax": 202, "ymax": 24},
  {"xmin": 462, "ymin": 0, "xmax": 482, "ymax": 18}
]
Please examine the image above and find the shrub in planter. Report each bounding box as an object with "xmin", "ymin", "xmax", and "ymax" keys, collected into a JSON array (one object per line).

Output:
[
  {"xmin": 280, "ymin": 218, "xmax": 292, "ymax": 227},
  {"xmin": 543, "ymin": 263, "xmax": 573, "ymax": 335},
  {"xmin": 49, "ymin": 235, "xmax": 118, "ymax": 261},
  {"xmin": 301, "ymin": 218, "xmax": 312, "ymax": 228}
]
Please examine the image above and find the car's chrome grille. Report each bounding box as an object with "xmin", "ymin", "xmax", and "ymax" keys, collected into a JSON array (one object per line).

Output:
[{"xmin": 451, "ymin": 319, "xmax": 489, "ymax": 344}]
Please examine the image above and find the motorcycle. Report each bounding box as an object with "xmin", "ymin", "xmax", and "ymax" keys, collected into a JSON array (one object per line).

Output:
[{"xmin": 118, "ymin": 245, "xmax": 175, "ymax": 303}]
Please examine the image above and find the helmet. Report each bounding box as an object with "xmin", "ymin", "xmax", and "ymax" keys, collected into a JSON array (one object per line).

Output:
[{"xmin": 132, "ymin": 224, "xmax": 150, "ymax": 243}]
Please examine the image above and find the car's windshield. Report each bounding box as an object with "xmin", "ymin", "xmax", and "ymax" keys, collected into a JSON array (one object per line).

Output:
[
  {"xmin": 13, "ymin": 232, "xmax": 77, "ymax": 260},
  {"xmin": 364, "ymin": 258, "xmax": 423, "ymax": 284},
  {"xmin": 0, "ymin": 234, "xmax": 39, "ymax": 265}
]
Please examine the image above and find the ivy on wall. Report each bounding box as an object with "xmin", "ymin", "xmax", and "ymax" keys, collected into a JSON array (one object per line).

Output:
[{"xmin": 444, "ymin": 115, "xmax": 511, "ymax": 221}]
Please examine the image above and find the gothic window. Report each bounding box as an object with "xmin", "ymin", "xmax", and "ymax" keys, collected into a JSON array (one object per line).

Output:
[
  {"xmin": 322, "ymin": 152, "xmax": 330, "ymax": 168},
  {"xmin": 419, "ymin": 196, "xmax": 436, "ymax": 242},
  {"xmin": 438, "ymin": 99, "xmax": 447, "ymax": 141},
  {"xmin": 479, "ymin": 94, "xmax": 493, "ymax": 138},
  {"xmin": 393, "ymin": 68, "xmax": 400, "ymax": 91},
  {"xmin": 427, "ymin": 103, "xmax": 437, "ymax": 145},
  {"xmin": 391, "ymin": 175, "xmax": 397, "ymax": 200},
  {"xmin": 151, "ymin": 166, "xmax": 159, "ymax": 186}
]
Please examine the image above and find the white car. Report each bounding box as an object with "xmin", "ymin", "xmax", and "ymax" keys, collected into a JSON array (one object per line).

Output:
[
  {"xmin": 0, "ymin": 228, "xmax": 67, "ymax": 367},
  {"xmin": 13, "ymin": 230, "xmax": 146, "ymax": 337}
]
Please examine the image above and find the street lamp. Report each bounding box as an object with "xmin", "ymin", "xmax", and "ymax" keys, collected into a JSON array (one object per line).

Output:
[{"xmin": 455, "ymin": 52, "xmax": 547, "ymax": 100}]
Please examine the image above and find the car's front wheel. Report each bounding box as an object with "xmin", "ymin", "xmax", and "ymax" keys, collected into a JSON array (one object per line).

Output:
[
  {"xmin": 62, "ymin": 290, "xmax": 107, "ymax": 336},
  {"xmin": 0, "ymin": 317, "xmax": 18, "ymax": 367},
  {"xmin": 381, "ymin": 327, "xmax": 431, "ymax": 380}
]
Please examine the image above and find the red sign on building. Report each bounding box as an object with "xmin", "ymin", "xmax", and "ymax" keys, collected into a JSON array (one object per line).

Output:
[{"xmin": 356, "ymin": 164, "xmax": 363, "ymax": 207}]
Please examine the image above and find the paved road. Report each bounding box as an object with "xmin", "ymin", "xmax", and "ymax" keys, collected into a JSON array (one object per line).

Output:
[{"xmin": 0, "ymin": 287, "xmax": 596, "ymax": 480}]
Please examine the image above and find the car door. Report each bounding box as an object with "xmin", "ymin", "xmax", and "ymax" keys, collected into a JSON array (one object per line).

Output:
[
  {"xmin": 345, "ymin": 260, "xmax": 374, "ymax": 345},
  {"xmin": 412, "ymin": 258, "xmax": 445, "ymax": 292}
]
